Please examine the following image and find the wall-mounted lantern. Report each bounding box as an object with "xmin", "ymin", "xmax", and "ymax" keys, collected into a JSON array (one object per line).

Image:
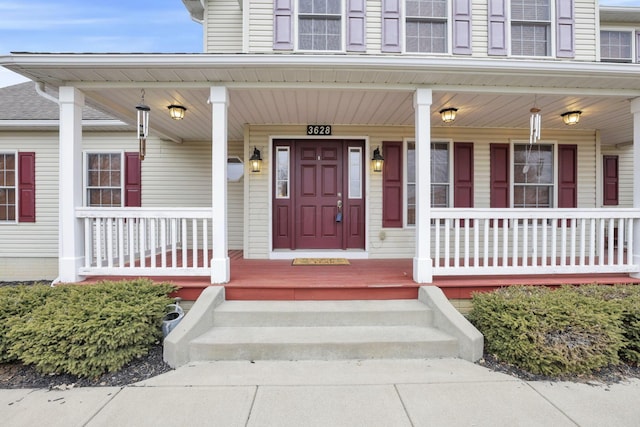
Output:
[
  {"xmin": 372, "ymin": 147, "xmax": 384, "ymax": 172},
  {"xmin": 249, "ymin": 147, "xmax": 262, "ymax": 173}
]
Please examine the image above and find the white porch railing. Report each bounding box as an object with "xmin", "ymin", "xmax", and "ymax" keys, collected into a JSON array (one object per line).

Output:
[
  {"xmin": 430, "ymin": 208, "xmax": 640, "ymax": 276},
  {"xmin": 76, "ymin": 207, "xmax": 212, "ymax": 276}
]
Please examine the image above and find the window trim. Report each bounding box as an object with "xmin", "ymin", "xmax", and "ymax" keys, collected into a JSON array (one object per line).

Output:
[
  {"xmin": 508, "ymin": 0, "xmax": 555, "ymax": 58},
  {"xmin": 403, "ymin": 0, "xmax": 452, "ymax": 54},
  {"xmin": 510, "ymin": 140, "xmax": 558, "ymax": 208},
  {"xmin": 599, "ymin": 27, "xmax": 637, "ymax": 63},
  {"xmin": 0, "ymin": 151, "xmax": 17, "ymax": 223},
  {"xmin": 294, "ymin": 0, "xmax": 346, "ymax": 52},
  {"xmin": 83, "ymin": 150, "xmax": 125, "ymax": 208},
  {"xmin": 404, "ymin": 138, "xmax": 453, "ymax": 228}
]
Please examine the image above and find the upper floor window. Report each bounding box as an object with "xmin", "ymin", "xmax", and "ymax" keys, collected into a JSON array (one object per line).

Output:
[
  {"xmin": 600, "ymin": 30, "xmax": 634, "ymax": 63},
  {"xmin": 298, "ymin": 0, "xmax": 342, "ymax": 51},
  {"xmin": 488, "ymin": 0, "xmax": 574, "ymax": 58},
  {"xmin": 406, "ymin": 0, "xmax": 448, "ymax": 53},
  {"xmin": 511, "ymin": 0, "xmax": 551, "ymax": 56},
  {"xmin": 0, "ymin": 153, "xmax": 16, "ymax": 221}
]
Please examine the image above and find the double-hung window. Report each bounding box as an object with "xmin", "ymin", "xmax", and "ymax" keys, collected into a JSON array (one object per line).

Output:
[
  {"xmin": 511, "ymin": 0, "xmax": 551, "ymax": 57},
  {"xmin": 405, "ymin": 141, "xmax": 450, "ymax": 226},
  {"xmin": 298, "ymin": 0, "xmax": 342, "ymax": 51},
  {"xmin": 0, "ymin": 153, "xmax": 16, "ymax": 221},
  {"xmin": 600, "ymin": 30, "xmax": 634, "ymax": 63},
  {"xmin": 513, "ymin": 143, "xmax": 554, "ymax": 208},
  {"xmin": 406, "ymin": 0, "xmax": 448, "ymax": 53},
  {"xmin": 85, "ymin": 152, "xmax": 122, "ymax": 207}
]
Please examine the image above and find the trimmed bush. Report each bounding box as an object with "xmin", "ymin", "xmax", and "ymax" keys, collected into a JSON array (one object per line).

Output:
[
  {"xmin": 572, "ymin": 285, "xmax": 640, "ymax": 365},
  {"xmin": 469, "ymin": 286, "xmax": 626, "ymax": 376},
  {"xmin": 5, "ymin": 279, "xmax": 176, "ymax": 378},
  {"xmin": 0, "ymin": 283, "xmax": 55, "ymax": 363}
]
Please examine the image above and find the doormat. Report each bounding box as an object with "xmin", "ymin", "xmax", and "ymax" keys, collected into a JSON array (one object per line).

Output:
[{"xmin": 292, "ymin": 258, "xmax": 350, "ymax": 266}]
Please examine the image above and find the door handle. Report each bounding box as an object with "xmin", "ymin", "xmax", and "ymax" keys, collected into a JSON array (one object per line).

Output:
[{"xmin": 337, "ymin": 200, "xmax": 343, "ymax": 209}]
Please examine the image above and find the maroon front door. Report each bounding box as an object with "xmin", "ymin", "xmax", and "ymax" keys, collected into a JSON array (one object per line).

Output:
[{"xmin": 273, "ymin": 139, "xmax": 365, "ymax": 250}]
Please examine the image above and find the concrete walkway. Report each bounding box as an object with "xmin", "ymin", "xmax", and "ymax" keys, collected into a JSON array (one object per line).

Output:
[{"xmin": 1, "ymin": 358, "xmax": 639, "ymax": 426}]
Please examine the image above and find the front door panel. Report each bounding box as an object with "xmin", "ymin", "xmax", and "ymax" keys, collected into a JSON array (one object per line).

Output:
[{"xmin": 272, "ymin": 139, "xmax": 365, "ymax": 250}]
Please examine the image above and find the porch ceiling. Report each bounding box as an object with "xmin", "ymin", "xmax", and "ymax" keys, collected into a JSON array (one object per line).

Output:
[{"xmin": 2, "ymin": 54, "xmax": 639, "ymax": 145}]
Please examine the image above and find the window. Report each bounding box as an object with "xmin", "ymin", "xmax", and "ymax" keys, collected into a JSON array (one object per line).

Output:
[
  {"xmin": 0, "ymin": 153, "xmax": 16, "ymax": 221},
  {"xmin": 275, "ymin": 147, "xmax": 290, "ymax": 199},
  {"xmin": 511, "ymin": 0, "xmax": 551, "ymax": 56},
  {"xmin": 348, "ymin": 147, "xmax": 362, "ymax": 199},
  {"xmin": 298, "ymin": 0, "xmax": 342, "ymax": 51},
  {"xmin": 85, "ymin": 153, "xmax": 122, "ymax": 207},
  {"xmin": 406, "ymin": 0, "xmax": 448, "ymax": 53},
  {"xmin": 513, "ymin": 143, "xmax": 553, "ymax": 208},
  {"xmin": 601, "ymin": 30, "xmax": 633, "ymax": 63},
  {"xmin": 406, "ymin": 141, "xmax": 450, "ymax": 225}
]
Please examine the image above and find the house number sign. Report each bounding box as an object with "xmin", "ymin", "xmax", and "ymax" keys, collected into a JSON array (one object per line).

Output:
[{"xmin": 307, "ymin": 125, "xmax": 332, "ymax": 135}]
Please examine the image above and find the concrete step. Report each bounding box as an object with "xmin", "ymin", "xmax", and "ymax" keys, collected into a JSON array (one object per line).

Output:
[
  {"xmin": 212, "ymin": 300, "xmax": 434, "ymax": 327},
  {"xmin": 189, "ymin": 325, "xmax": 458, "ymax": 361}
]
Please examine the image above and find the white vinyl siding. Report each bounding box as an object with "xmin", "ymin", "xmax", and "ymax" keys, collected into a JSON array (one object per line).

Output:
[{"xmin": 205, "ymin": 0, "xmax": 244, "ymax": 53}]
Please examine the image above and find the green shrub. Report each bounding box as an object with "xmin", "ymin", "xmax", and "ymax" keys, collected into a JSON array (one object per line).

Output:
[
  {"xmin": 469, "ymin": 286, "xmax": 626, "ymax": 376},
  {"xmin": 572, "ymin": 285, "xmax": 640, "ymax": 365},
  {"xmin": 6, "ymin": 279, "xmax": 176, "ymax": 378},
  {"xmin": 0, "ymin": 284, "xmax": 56, "ymax": 363}
]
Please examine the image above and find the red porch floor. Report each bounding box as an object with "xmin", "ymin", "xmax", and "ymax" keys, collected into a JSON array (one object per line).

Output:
[{"xmin": 86, "ymin": 250, "xmax": 640, "ymax": 301}]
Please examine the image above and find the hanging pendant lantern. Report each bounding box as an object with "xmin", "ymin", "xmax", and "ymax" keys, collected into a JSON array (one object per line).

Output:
[
  {"xmin": 529, "ymin": 106, "xmax": 541, "ymax": 146},
  {"xmin": 136, "ymin": 90, "xmax": 151, "ymax": 160}
]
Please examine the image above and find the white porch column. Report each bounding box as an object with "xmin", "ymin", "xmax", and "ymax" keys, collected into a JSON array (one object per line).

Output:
[
  {"xmin": 630, "ymin": 98, "xmax": 640, "ymax": 278},
  {"xmin": 58, "ymin": 87, "xmax": 85, "ymax": 283},
  {"xmin": 210, "ymin": 86, "xmax": 230, "ymax": 283},
  {"xmin": 413, "ymin": 89, "xmax": 434, "ymax": 283}
]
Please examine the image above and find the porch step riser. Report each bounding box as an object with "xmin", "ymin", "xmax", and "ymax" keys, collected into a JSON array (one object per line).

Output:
[
  {"xmin": 189, "ymin": 326, "xmax": 458, "ymax": 361},
  {"xmin": 212, "ymin": 300, "xmax": 434, "ymax": 327}
]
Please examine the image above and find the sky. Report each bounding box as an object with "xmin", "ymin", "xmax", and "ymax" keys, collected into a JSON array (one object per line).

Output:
[{"xmin": 1, "ymin": 0, "xmax": 639, "ymax": 87}]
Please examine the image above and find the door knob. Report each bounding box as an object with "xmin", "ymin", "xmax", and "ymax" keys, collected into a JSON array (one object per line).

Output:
[{"xmin": 337, "ymin": 200, "xmax": 343, "ymax": 209}]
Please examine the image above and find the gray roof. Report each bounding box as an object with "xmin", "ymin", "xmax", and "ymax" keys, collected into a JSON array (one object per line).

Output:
[{"xmin": 0, "ymin": 82, "xmax": 115, "ymax": 121}]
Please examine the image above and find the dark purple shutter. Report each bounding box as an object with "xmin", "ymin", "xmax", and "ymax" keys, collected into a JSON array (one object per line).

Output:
[
  {"xmin": 603, "ymin": 155, "xmax": 619, "ymax": 206},
  {"xmin": 381, "ymin": 0, "xmax": 401, "ymax": 53},
  {"xmin": 488, "ymin": 0, "xmax": 507, "ymax": 56},
  {"xmin": 558, "ymin": 145, "xmax": 577, "ymax": 208},
  {"xmin": 347, "ymin": 0, "xmax": 366, "ymax": 52},
  {"xmin": 452, "ymin": 0, "xmax": 472, "ymax": 55},
  {"xmin": 556, "ymin": 0, "xmax": 575, "ymax": 58},
  {"xmin": 382, "ymin": 142, "xmax": 403, "ymax": 228},
  {"xmin": 490, "ymin": 144, "xmax": 509, "ymax": 209},
  {"xmin": 454, "ymin": 143, "xmax": 474, "ymax": 207},
  {"xmin": 274, "ymin": 0, "xmax": 293, "ymax": 50},
  {"xmin": 18, "ymin": 152, "xmax": 35, "ymax": 223},
  {"xmin": 125, "ymin": 152, "xmax": 141, "ymax": 207},
  {"xmin": 637, "ymin": 31, "xmax": 640, "ymax": 62}
]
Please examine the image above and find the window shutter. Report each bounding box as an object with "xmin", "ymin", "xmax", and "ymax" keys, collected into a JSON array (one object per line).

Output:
[
  {"xmin": 556, "ymin": 0, "xmax": 575, "ymax": 58},
  {"xmin": 274, "ymin": 0, "xmax": 293, "ymax": 50},
  {"xmin": 347, "ymin": 0, "xmax": 366, "ymax": 52},
  {"xmin": 381, "ymin": 0, "xmax": 401, "ymax": 53},
  {"xmin": 637, "ymin": 31, "xmax": 640, "ymax": 62},
  {"xmin": 490, "ymin": 144, "xmax": 509, "ymax": 208},
  {"xmin": 125, "ymin": 152, "xmax": 141, "ymax": 207},
  {"xmin": 382, "ymin": 142, "xmax": 403, "ymax": 228},
  {"xmin": 454, "ymin": 143, "xmax": 473, "ymax": 207},
  {"xmin": 603, "ymin": 155, "xmax": 619, "ymax": 206},
  {"xmin": 488, "ymin": 0, "xmax": 507, "ymax": 56},
  {"xmin": 18, "ymin": 152, "xmax": 36, "ymax": 223},
  {"xmin": 558, "ymin": 145, "xmax": 577, "ymax": 208},
  {"xmin": 452, "ymin": 0, "xmax": 472, "ymax": 55}
]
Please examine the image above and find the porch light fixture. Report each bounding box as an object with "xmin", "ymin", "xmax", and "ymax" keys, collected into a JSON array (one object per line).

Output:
[
  {"xmin": 136, "ymin": 89, "xmax": 151, "ymax": 160},
  {"xmin": 372, "ymin": 147, "xmax": 384, "ymax": 172},
  {"xmin": 561, "ymin": 110, "xmax": 582, "ymax": 126},
  {"xmin": 249, "ymin": 147, "xmax": 262, "ymax": 173},
  {"xmin": 168, "ymin": 104, "xmax": 187, "ymax": 120},
  {"xmin": 439, "ymin": 107, "xmax": 458, "ymax": 123}
]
